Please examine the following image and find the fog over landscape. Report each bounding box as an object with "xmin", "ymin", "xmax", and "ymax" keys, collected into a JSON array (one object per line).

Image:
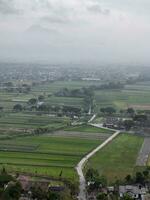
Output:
[
  {"xmin": 0, "ymin": 0, "xmax": 150, "ymax": 64},
  {"xmin": 2, "ymin": 1, "xmax": 150, "ymax": 200}
]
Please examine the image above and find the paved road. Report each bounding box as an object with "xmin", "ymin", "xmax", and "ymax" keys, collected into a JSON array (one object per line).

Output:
[
  {"xmin": 76, "ymin": 129, "xmax": 120, "ymax": 200},
  {"xmin": 136, "ymin": 137, "xmax": 150, "ymax": 166}
]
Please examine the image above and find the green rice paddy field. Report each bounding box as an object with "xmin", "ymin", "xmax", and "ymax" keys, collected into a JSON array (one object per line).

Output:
[
  {"xmin": 0, "ymin": 80, "xmax": 149, "ymax": 183},
  {"xmin": 0, "ymin": 134, "xmax": 101, "ymax": 182},
  {"xmin": 0, "ymin": 113, "xmax": 69, "ymax": 129}
]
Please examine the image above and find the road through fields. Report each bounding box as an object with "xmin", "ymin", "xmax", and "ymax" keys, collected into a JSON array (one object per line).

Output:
[
  {"xmin": 136, "ymin": 137, "xmax": 150, "ymax": 166},
  {"xmin": 76, "ymin": 128, "xmax": 120, "ymax": 200}
]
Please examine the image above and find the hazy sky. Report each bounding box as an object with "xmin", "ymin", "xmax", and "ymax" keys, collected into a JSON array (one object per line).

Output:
[{"xmin": 0, "ymin": 0, "xmax": 150, "ymax": 64}]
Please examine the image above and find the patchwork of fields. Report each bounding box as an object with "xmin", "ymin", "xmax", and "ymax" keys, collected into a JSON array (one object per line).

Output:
[
  {"xmin": 95, "ymin": 87, "xmax": 150, "ymax": 110},
  {"xmin": 0, "ymin": 81, "xmax": 94, "ymax": 111},
  {"xmin": 0, "ymin": 113, "xmax": 70, "ymax": 140},
  {"xmin": 1, "ymin": 80, "xmax": 150, "ymax": 111},
  {"xmin": 0, "ymin": 125, "xmax": 114, "ymax": 181},
  {"xmin": 0, "ymin": 134, "xmax": 102, "ymax": 181},
  {"xmin": 0, "ymin": 80, "xmax": 150, "ymax": 183},
  {"xmin": 0, "ymin": 113, "xmax": 69, "ymax": 129}
]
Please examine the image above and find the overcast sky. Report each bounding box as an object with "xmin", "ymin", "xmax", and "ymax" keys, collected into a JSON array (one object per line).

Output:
[{"xmin": 0, "ymin": 0, "xmax": 150, "ymax": 64}]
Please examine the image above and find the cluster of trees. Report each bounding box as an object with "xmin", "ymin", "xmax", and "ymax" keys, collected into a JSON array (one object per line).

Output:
[
  {"xmin": 34, "ymin": 127, "xmax": 50, "ymax": 135},
  {"xmin": 28, "ymin": 96, "xmax": 45, "ymax": 105},
  {"xmin": 91, "ymin": 82, "xmax": 124, "ymax": 90},
  {"xmin": 0, "ymin": 167, "xmax": 77, "ymax": 200},
  {"xmin": 37, "ymin": 104, "xmax": 82, "ymax": 117},
  {"xmin": 123, "ymin": 120, "xmax": 134, "ymax": 131},
  {"xmin": 86, "ymin": 168, "xmax": 150, "ymax": 200},
  {"xmin": 26, "ymin": 174, "xmax": 77, "ymax": 200},
  {"xmin": 13, "ymin": 96, "xmax": 43, "ymax": 112},
  {"xmin": 0, "ymin": 168, "xmax": 22, "ymax": 200},
  {"xmin": 13, "ymin": 97, "xmax": 82, "ymax": 117},
  {"xmin": 29, "ymin": 186, "xmax": 73, "ymax": 200},
  {"xmin": 13, "ymin": 104, "xmax": 23, "ymax": 112},
  {"xmin": 133, "ymin": 114, "xmax": 148, "ymax": 123},
  {"xmin": 33, "ymin": 125, "xmax": 65, "ymax": 135},
  {"xmin": 100, "ymin": 107, "xmax": 135, "ymax": 116},
  {"xmin": 62, "ymin": 106, "xmax": 81, "ymax": 117},
  {"xmin": 55, "ymin": 87, "xmax": 95, "ymax": 113},
  {"xmin": 85, "ymin": 168, "xmax": 117, "ymax": 200},
  {"xmin": 85, "ymin": 168, "xmax": 107, "ymax": 194},
  {"xmin": 125, "ymin": 168, "xmax": 150, "ymax": 185},
  {"xmin": 12, "ymin": 85, "xmax": 95, "ymax": 115},
  {"xmin": 123, "ymin": 113, "xmax": 148, "ymax": 130},
  {"xmin": 55, "ymin": 87, "xmax": 94, "ymax": 98},
  {"xmin": 100, "ymin": 107, "xmax": 116, "ymax": 115}
]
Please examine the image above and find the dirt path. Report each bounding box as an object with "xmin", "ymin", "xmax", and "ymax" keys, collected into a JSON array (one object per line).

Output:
[
  {"xmin": 136, "ymin": 137, "xmax": 150, "ymax": 166},
  {"xmin": 76, "ymin": 129, "xmax": 120, "ymax": 200}
]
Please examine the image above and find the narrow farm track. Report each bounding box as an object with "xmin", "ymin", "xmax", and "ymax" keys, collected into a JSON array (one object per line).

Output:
[
  {"xmin": 88, "ymin": 114, "xmax": 96, "ymax": 123},
  {"xmin": 136, "ymin": 137, "xmax": 150, "ymax": 166},
  {"xmin": 76, "ymin": 128, "xmax": 120, "ymax": 200}
]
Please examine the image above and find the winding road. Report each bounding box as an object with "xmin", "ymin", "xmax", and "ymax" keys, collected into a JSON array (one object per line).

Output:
[{"xmin": 76, "ymin": 127, "xmax": 120, "ymax": 200}]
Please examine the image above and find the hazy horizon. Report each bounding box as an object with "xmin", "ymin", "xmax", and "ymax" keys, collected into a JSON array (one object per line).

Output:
[{"xmin": 0, "ymin": 0, "xmax": 150, "ymax": 65}]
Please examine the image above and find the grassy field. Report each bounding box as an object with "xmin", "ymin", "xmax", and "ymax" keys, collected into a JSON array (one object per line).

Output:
[
  {"xmin": 64, "ymin": 125, "xmax": 113, "ymax": 134},
  {"xmin": 0, "ymin": 135, "xmax": 101, "ymax": 181},
  {"xmin": 85, "ymin": 133, "xmax": 144, "ymax": 183}
]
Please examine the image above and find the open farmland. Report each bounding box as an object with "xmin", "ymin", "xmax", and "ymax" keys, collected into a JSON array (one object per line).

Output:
[
  {"xmin": 1, "ymin": 77, "xmax": 150, "ymax": 184},
  {"xmin": 0, "ymin": 135, "xmax": 102, "ymax": 182},
  {"xmin": 0, "ymin": 81, "xmax": 90, "ymax": 111},
  {"xmin": 0, "ymin": 113, "xmax": 70, "ymax": 140},
  {"xmin": 94, "ymin": 81, "xmax": 150, "ymax": 110},
  {"xmin": 85, "ymin": 134, "xmax": 144, "ymax": 183},
  {"xmin": 32, "ymin": 80, "xmax": 100, "ymax": 93},
  {"xmin": 1, "ymin": 80, "xmax": 150, "ymax": 112},
  {"xmin": 0, "ymin": 113, "xmax": 69, "ymax": 129}
]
